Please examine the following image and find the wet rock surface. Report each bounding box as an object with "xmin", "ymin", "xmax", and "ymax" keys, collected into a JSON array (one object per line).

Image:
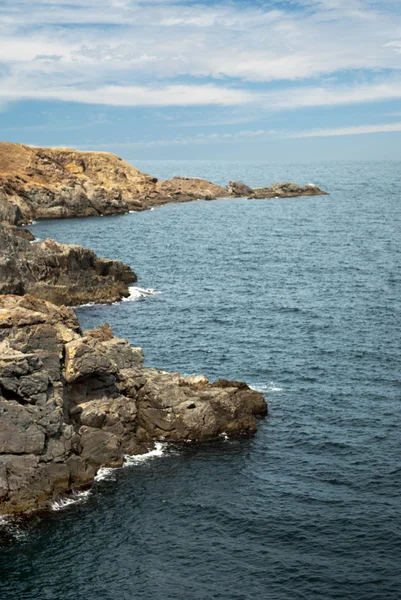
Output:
[
  {"xmin": 0, "ymin": 223, "xmax": 136, "ymax": 306},
  {"xmin": 0, "ymin": 295, "xmax": 267, "ymax": 515}
]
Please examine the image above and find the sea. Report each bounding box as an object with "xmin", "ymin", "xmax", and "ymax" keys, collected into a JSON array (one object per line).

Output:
[{"xmin": 1, "ymin": 161, "xmax": 400, "ymax": 600}]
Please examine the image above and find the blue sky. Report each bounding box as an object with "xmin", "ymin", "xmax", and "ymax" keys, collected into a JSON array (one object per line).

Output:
[{"xmin": 1, "ymin": 0, "xmax": 401, "ymax": 160}]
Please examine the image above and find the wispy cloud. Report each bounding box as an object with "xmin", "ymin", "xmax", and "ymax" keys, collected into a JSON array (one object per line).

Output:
[
  {"xmin": 75, "ymin": 128, "xmax": 275, "ymax": 149},
  {"xmin": 2, "ymin": 78, "xmax": 401, "ymax": 110},
  {"xmin": 1, "ymin": 0, "xmax": 401, "ymax": 157},
  {"xmin": 74, "ymin": 121, "xmax": 401, "ymax": 149},
  {"xmin": 287, "ymin": 122, "xmax": 401, "ymax": 138},
  {"xmin": 1, "ymin": 0, "xmax": 401, "ymax": 87}
]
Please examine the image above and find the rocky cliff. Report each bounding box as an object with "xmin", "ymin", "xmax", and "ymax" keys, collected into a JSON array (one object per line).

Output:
[
  {"xmin": 0, "ymin": 142, "xmax": 228, "ymax": 224},
  {"xmin": 0, "ymin": 143, "xmax": 328, "ymax": 225},
  {"xmin": 0, "ymin": 295, "xmax": 267, "ymax": 515},
  {"xmin": 0, "ymin": 224, "xmax": 136, "ymax": 306}
]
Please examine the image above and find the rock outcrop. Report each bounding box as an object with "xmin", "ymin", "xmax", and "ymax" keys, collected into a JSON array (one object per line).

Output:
[
  {"xmin": 0, "ymin": 143, "xmax": 228, "ymax": 224},
  {"xmin": 247, "ymin": 182, "xmax": 328, "ymax": 199},
  {"xmin": 227, "ymin": 181, "xmax": 253, "ymax": 197},
  {"xmin": 0, "ymin": 295, "xmax": 267, "ymax": 515},
  {"xmin": 0, "ymin": 224, "xmax": 136, "ymax": 306}
]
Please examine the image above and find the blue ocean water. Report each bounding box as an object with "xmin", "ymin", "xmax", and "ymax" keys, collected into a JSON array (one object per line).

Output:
[{"xmin": 1, "ymin": 161, "xmax": 400, "ymax": 600}]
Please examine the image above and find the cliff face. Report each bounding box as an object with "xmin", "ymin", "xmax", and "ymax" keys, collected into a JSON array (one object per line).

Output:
[
  {"xmin": 0, "ymin": 295, "xmax": 267, "ymax": 515},
  {"xmin": 0, "ymin": 143, "xmax": 228, "ymax": 224},
  {"xmin": 0, "ymin": 224, "xmax": 136, "ymax": 306}
]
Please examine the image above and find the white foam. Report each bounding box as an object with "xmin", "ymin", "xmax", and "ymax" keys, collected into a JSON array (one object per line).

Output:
[
  {"xmin": 121, "ymin": 286, "xmax": 160, "ymax": 302},
  {"xmin": 94, "ymin": 467, "xmax": 117, "ymax": 482},
  {"xmin": 73, "ymin": 300, "xmax": 96, "ymax": 308},
  {"xmin": 73, "ymin": 286, "xmax": 160, "ymax": 309},
  {"xmin": 123, "ymin": 441, "xmax": 166, "ymax": 466},
  {"xmin": 0, "ymin": 516, "xmax": 28, "ymax": 541},
  {"xmin": 51, "ymin": 490, "xmax": 90, "ymax": 511},
  {"xmin": 250, "ymin": 383, "xmax": 283, "ymax": 393}
]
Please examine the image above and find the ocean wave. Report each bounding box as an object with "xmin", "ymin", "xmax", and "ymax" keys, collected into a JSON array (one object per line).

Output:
[
  {"xmin": 121, "ymin": 286, "xmax": 160, "ymax": 302},
  {"xmin": 123, "ymin": 442, "xmax": 167, "ymax": 466},
  {"xmin": 74, "ymin": 286, "xmax": 160, "ymax": 309},
  {"xmin": 94, "ymin": 467, "xmax": 117, "ymax": 482},
  {"xmin": 51, "ymin": 490, "xmax": 91, "ymax": 511}
]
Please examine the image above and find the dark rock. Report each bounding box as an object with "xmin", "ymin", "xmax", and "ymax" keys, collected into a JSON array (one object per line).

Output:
[
  {"xmin": 0, "ymin": 223, "xmax": 137, "ymax": 306},
  {"xmin": 0, "ymin": 295, "xmax": 267, "ymax": 515},
  {"xmin": 227, "ymin": 181, "xmax": 253, "ymax": 196},
  {"xmin": 249, "ymin": 182, "xmax": 328, "ymax": 199}
]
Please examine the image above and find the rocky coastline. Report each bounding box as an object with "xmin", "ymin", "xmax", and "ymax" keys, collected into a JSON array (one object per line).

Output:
[
  {"xmin": 0, "ymin": 142, "xmax": 327, "ymax": 225},
  {"xmin": 0, "ymin": 295, "xmax": 267, "ymax": 515},
  {"xmin": 0, "ymin": 141, "xmax": 330, "ymax": 516}
]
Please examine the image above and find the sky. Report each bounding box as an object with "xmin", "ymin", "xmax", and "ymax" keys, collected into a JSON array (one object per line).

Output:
[{"xmin": 0, "ymin": 0, "xmax": 401, "ymax": 160}]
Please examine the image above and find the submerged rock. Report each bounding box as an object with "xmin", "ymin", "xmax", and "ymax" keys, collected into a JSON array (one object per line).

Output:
[
  {"xmin": 0, "ymin": 223, "xmax": 137, "ymax": 306},
  {"xmin": 0, "ymin": 295, "xmax": 267, "ymax": 515}
]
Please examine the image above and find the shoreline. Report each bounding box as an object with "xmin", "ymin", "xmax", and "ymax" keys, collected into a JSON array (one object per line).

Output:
[{"xmin": 0, "ymin": 144, "xmax": 329, "ymax": 517}]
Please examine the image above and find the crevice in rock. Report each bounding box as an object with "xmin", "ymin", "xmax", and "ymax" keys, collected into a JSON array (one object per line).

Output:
[{"xmin": 0, "ymin": 383, "xmax": 28, "ymax": 405}]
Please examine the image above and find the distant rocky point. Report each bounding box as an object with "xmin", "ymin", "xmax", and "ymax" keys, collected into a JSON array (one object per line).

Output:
[
  {"xmin": 0, "ymin": 295, "xmax": 267, "ymax": 515},
  {"xmin": 227, "ymin": 180, "xmax": 328, "ymax": 199},
  {"xmin": 0, "ymin": 142, "xmax": 328, "ymax": 225}
]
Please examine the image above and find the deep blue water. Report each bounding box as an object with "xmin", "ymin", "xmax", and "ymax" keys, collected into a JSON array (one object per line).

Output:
[{"xmin": 1, "ymin": 161, "xmax": 400, "ymax": 600}]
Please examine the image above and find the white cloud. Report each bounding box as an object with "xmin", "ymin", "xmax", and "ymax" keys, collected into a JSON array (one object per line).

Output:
[
  {"xmin": 0, "ymin": 0, "xmax": 401, "ymax": 85},
  {"xmin": 72, "ymin": 120, "xmax": 401, "ymax": 149},
  {"xmin": 287, "ymin": 122, "xmax": 401, "ymax": 137},
  {"xmin": 265, "ymin": 80, "xmax": 401, "ymax": 109},
  {"xmin": 2, "ymin": 77, "xmax": 401, "ymax": 111},
  {"xmin": 0, "ymin": 82, "xmax": 255, "ymax": 107}
]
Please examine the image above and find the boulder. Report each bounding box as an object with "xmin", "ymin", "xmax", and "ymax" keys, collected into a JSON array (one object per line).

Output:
[{"xmin": 226, "ymin": 181, "xmax": 253, "ymax": 197}]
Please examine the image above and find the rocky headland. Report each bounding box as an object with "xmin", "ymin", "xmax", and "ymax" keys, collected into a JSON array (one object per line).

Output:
[
  {"xmin": 0, "ymin": 295, "xmax": 267, "ymax": 515},
  {"xmin": 0, "ymin": 142, "xmax": 328, "ymax": 225}
]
